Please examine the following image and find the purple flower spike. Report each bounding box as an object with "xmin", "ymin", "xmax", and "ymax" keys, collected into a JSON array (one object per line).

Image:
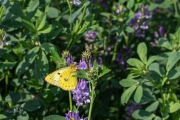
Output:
[
  {"xmin": 97, "ymin": 57, "xmax": 103, "ymax": 68},
  {"xmin": 85, "ymin": 31, "xmax": 97, "ymax": 41},
  {"xmin": 65, "ymin": 111, "xmax": 87, "ymax": 120},
  {"xmin": 77, "ymin": 60, "xmax": 88, "ymax": 70},
  {"xmin": 159, "ymin": 26, "xmax": 164, "ymax": 37},
  {"xmin": 72, "ymin": 0, "xmax": 81, "ymax": 6},
  {"xmin": 151, "ymin": 26, "xmax": 165, "ymax": 47},
  {"xmin": 67, "ymin": 57, "xmax": 73, "ymax": 65},
  {"xmin": 71, "ymin": 79, "xmax": 90, "ymax": 107},
  {"xmin": 154, "ymin": 31, "xmax": 159, "ymax": 38},
  {"xmin": 128, "ymin": 5, "xmax": 153, "ymax": 38},
  {"xmin": 66, "ymin": 111, "xmax": 81, "ymax": 120}
]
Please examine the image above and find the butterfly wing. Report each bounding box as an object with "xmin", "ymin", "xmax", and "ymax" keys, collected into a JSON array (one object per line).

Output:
[
  {"xmin": 59, "ymin": 66, "xmax": 78, "ymax": 91},
  {"xmin": 45, "ymin": 67, "xmax": 68, "ymax": 87}
]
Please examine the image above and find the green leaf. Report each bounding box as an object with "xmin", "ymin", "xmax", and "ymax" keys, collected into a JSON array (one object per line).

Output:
[
  {"xmin": 166, "ymin": 52, "xmax": 180, "ymax": 71},
  {"xmin": 139, "ymin": 87, "xmax": 156, "ymax": 104},
  {"xmin": 34, "ymin": 51, "xmax": 49, "ymax": 85},
  {"xmin": 27, "ymin": 0, "xmax": 39, "ymax": 12},
  {"xmin": 127, "ymin": 58, "xmax": 144, "ymax": 70},
  {"xmin": 121, "ymin": 86, "xmax": 137, "ymax": 105},
  {"xmin": 155, "ymin": 52, "xmax": 171, "ymax": 61},
  {"xmin": 127, "ymin": 0, "xmax": 134, "ymax": 9},
  {"xmin": 120, "ymin": 78, "xmax": 139, "ymax": 87},
  {"xmin": 84, "ymin": 1, "xmax": 90, "ymax": 6},
  {"xmin": 0, "ymin": 114, "xmax": 7, "ymax": 119},
  {"xmin": 38, "ymin": 24, "xmax": 52, "ymax": 34},
  {"xmin": 134, "ymin": 86, "xmax": 143, "ymax": 103},
  {"xmin": 50, "ymin": 49, "xmax": 65, "ymax": 66},
  {"xmin": 0, "ymin": 61, "xmax": 16, "ymax": 70},
  {"xmin": 132, "ymin": 110, "xmax": 155, "ymax": 119},
  {"xmin": 158, "ymin": 38, "xmax": 172, "ymax": 50},
  {"xmin": 26, "ymin": 79, "xmax": 42, "ymax": 89},
  {"xmin": 145, "ymin": 101, "xmax": 159, "ymax": 112},
  {"xmin": 100, "ymin": 12, "xmax": 111, "ymax": 17},
  {"xmin": 167, "ymin": 66, "xmax": 180, "ymax": 79},
  {"xmin": 9, "ymin": 3, "xmax": 24, "ymax": 17},
  {"xmin": 119, "ymin": 0, "xmax": 127, "ymax": 4},
  {"xmin": 98, "ymin": 68, "xmax": 111, "ymax": 78},
  {"xmin": 5, "ymin": 92, "xmax": 32, "ymax": 103},
  {"xmin": 48, "ymin": 7, "xmax": 59, "ymax": 18},
  {"xmin": 137, "ymin": 42, "xmax": 147, "ymax": 64},
  {"xmin": 21, "ymin": 17, "xmax": 36, "ymax": 32},
  {"xmin": 68, "ymin": 7, "xmax": 83, "ymax": 23},
  {"xmin": 17, "ymin": 111, "xmax": 29, "ymax": 120},
  {"xmin": 146, "ymin": 56, "xmax": 157, "ymax": 67},
  {"xmin": 169, "ymin": 102, "xmax": 180, "ymax": 113},
  {"xmin": 149, "ymin": 63, "xmax": 162, "ymax": 76},
  {"xmin": 41, "ymin": 43, "xmax": 57, "ymax": 54},
  {"xmin": 159, "ymin": 0, "xmax": 173, "ymax": 9},
  {"xmin": 154, "ymin": 116, "xmax": 162, "ymax": 120},
  {"xmin": 93, "ymin": 60, "xmax": 98, "ymax": 68},
  {"xmin": 34, "ymin": 98, "xmax": 46, "ymax": 115},
  {"xmin": 15, "ymin": 60, "xmax": 32, "ymax": 75},
  {"xmin": 148, "ymin": 3, "xmax": 159, "ymax": 11},
  {"xmin": 36, "ymin": 14, "xmax": 46, "ymax": 30},
  {"xmin": 21, "ymin": 99, "xmax": 41, "ymax": 112},
  {"xmin": 44, "ymin": 115, "xmax": 65, "ymax": 120},
  {"xmin": 125, "ymin": 26, "xmax": 135, "ymax": 33},
  {"xmin": 77, "ymin": 69, "xmax": 89, "ymax": 80},
  {"xmin": 10, "ymin": 79, "xmax": 25, "ymax": 86},
  {"xmin": 16, "ymin": 47, "xmax": 39, "ymax": 75},
  {"xmin": 111, "ymin": 79, "xmax": 121, "ymax": 89}
]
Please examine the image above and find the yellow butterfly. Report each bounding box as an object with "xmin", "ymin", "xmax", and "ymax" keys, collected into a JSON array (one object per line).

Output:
[{"xmin": 45, "ymin": 63, "xmax": 78, "ymax": 91}]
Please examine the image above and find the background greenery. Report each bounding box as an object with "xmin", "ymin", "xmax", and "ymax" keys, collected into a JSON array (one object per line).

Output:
[{"xmin": 0, "ymin": 0, "xmax": 180, "ymax": 120}]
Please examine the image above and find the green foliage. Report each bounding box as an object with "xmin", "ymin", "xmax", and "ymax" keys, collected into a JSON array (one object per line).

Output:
[{"xmin": 1, "ymin": 0, "xmax": 180, "ymax": 119}]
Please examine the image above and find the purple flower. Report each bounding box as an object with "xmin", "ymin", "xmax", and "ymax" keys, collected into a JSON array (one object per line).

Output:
[
  {"xmin": 65, "ymin": 111, "xmax": 87, "ymax": 120},
  {"xmin": 115, "ymin": 48, "xmax": 131, "ymax": 71},
  {"xmin": 72, "ymin": 0, "xmax": 81, "ymax": 6},
  {"xmin": 150, "ymin": 26, "xmax": 166, "ymax": 46},
  {"xmin": 62, "ymin": 51, "xmax": 73, "ymax": 65},
  {"xmin": 77, "ymin": 60, "xmax": 88, "ymax": 70},
  {"xmin": 85, "ymin": 31, "xmax": 97, "ymax": 41},
  {"xmin": 71, "ymin": 79, "xmax": 90, "ymax": 106},
  {"xmin": 97, "ymin": 57, "xmax": 102, "ymax": 68},
  {"xmin": 128, "ymin": 5, "xmax": 153, "ymax": 38}
]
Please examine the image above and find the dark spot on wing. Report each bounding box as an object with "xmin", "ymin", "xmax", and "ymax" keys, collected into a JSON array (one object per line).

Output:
[
  {"xmin": 58, "ymin": 72, "xmax": 60, "ymax": 75},
  {"xmin": 64, "ymin": 78, "xmax": 68, "ymax": 81}
]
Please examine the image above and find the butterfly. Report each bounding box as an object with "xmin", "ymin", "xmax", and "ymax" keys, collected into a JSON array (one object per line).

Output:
[{"xmin": 45, "ymin": 63, "xmax": 78, "ymax": 91}]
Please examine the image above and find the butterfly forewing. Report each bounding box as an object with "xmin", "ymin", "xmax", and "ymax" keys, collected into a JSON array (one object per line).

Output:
[{"xmin": 45, "ymin": 67, "xmax": 68, "ymax": 86}]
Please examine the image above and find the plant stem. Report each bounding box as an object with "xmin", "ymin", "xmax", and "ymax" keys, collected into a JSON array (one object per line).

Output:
[
  {"xmin": 68, "ymin": 91, "xmax": 73, "ymax": 110},
  {"xmin": 67, "ymin": 0, "xmax": 72, "ymax": 32},
  {"xmin": 67, "ymin": 5, "xmax": 87, "ymax": 50},
  {"xmin": 173, "ymin": 0, "xmax": 178, "ymax": 15},
  {"xmin": 5, "ymin": 73, "xmax": 8, "ymax": 95},
  {"xmin": 88, "ymin": 87, "xmax": 95, "ymax": 120}
]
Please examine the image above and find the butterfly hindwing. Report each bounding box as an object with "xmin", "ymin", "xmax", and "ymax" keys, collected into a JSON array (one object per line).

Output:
[
  {"xmin": 59, "ymin": 66, "xmax": 78, "ymax": 90},
  {"xmin": 45, "ymin": 63, "xmax": 78, "ymax": 90},
  {"xmin": 45, "ymin": 67, "xmax": 68, "ymax": 86}
]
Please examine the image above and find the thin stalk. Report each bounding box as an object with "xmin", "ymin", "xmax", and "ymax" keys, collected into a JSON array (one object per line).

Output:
[
  {"xmin": 5, "ymin": 73, "xmax": 8, "ymax": 95},
  {"xmin": 173, "ymin": 0, "xmax": 178, "ymax": 15},
  {"xmin": 67, "ymin": 0, "xmax": 72, "ymax": 32},
  {"xmin": 111, "ymin": 41, "xmax": 119, "ymax": 62},
  {"xmin": 68, "ymin": 91, "xmax": 73, "ymax": 110},
  {"xmin": 88, "ymin": 87, "xmax": 95, "ymax": 120}
]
